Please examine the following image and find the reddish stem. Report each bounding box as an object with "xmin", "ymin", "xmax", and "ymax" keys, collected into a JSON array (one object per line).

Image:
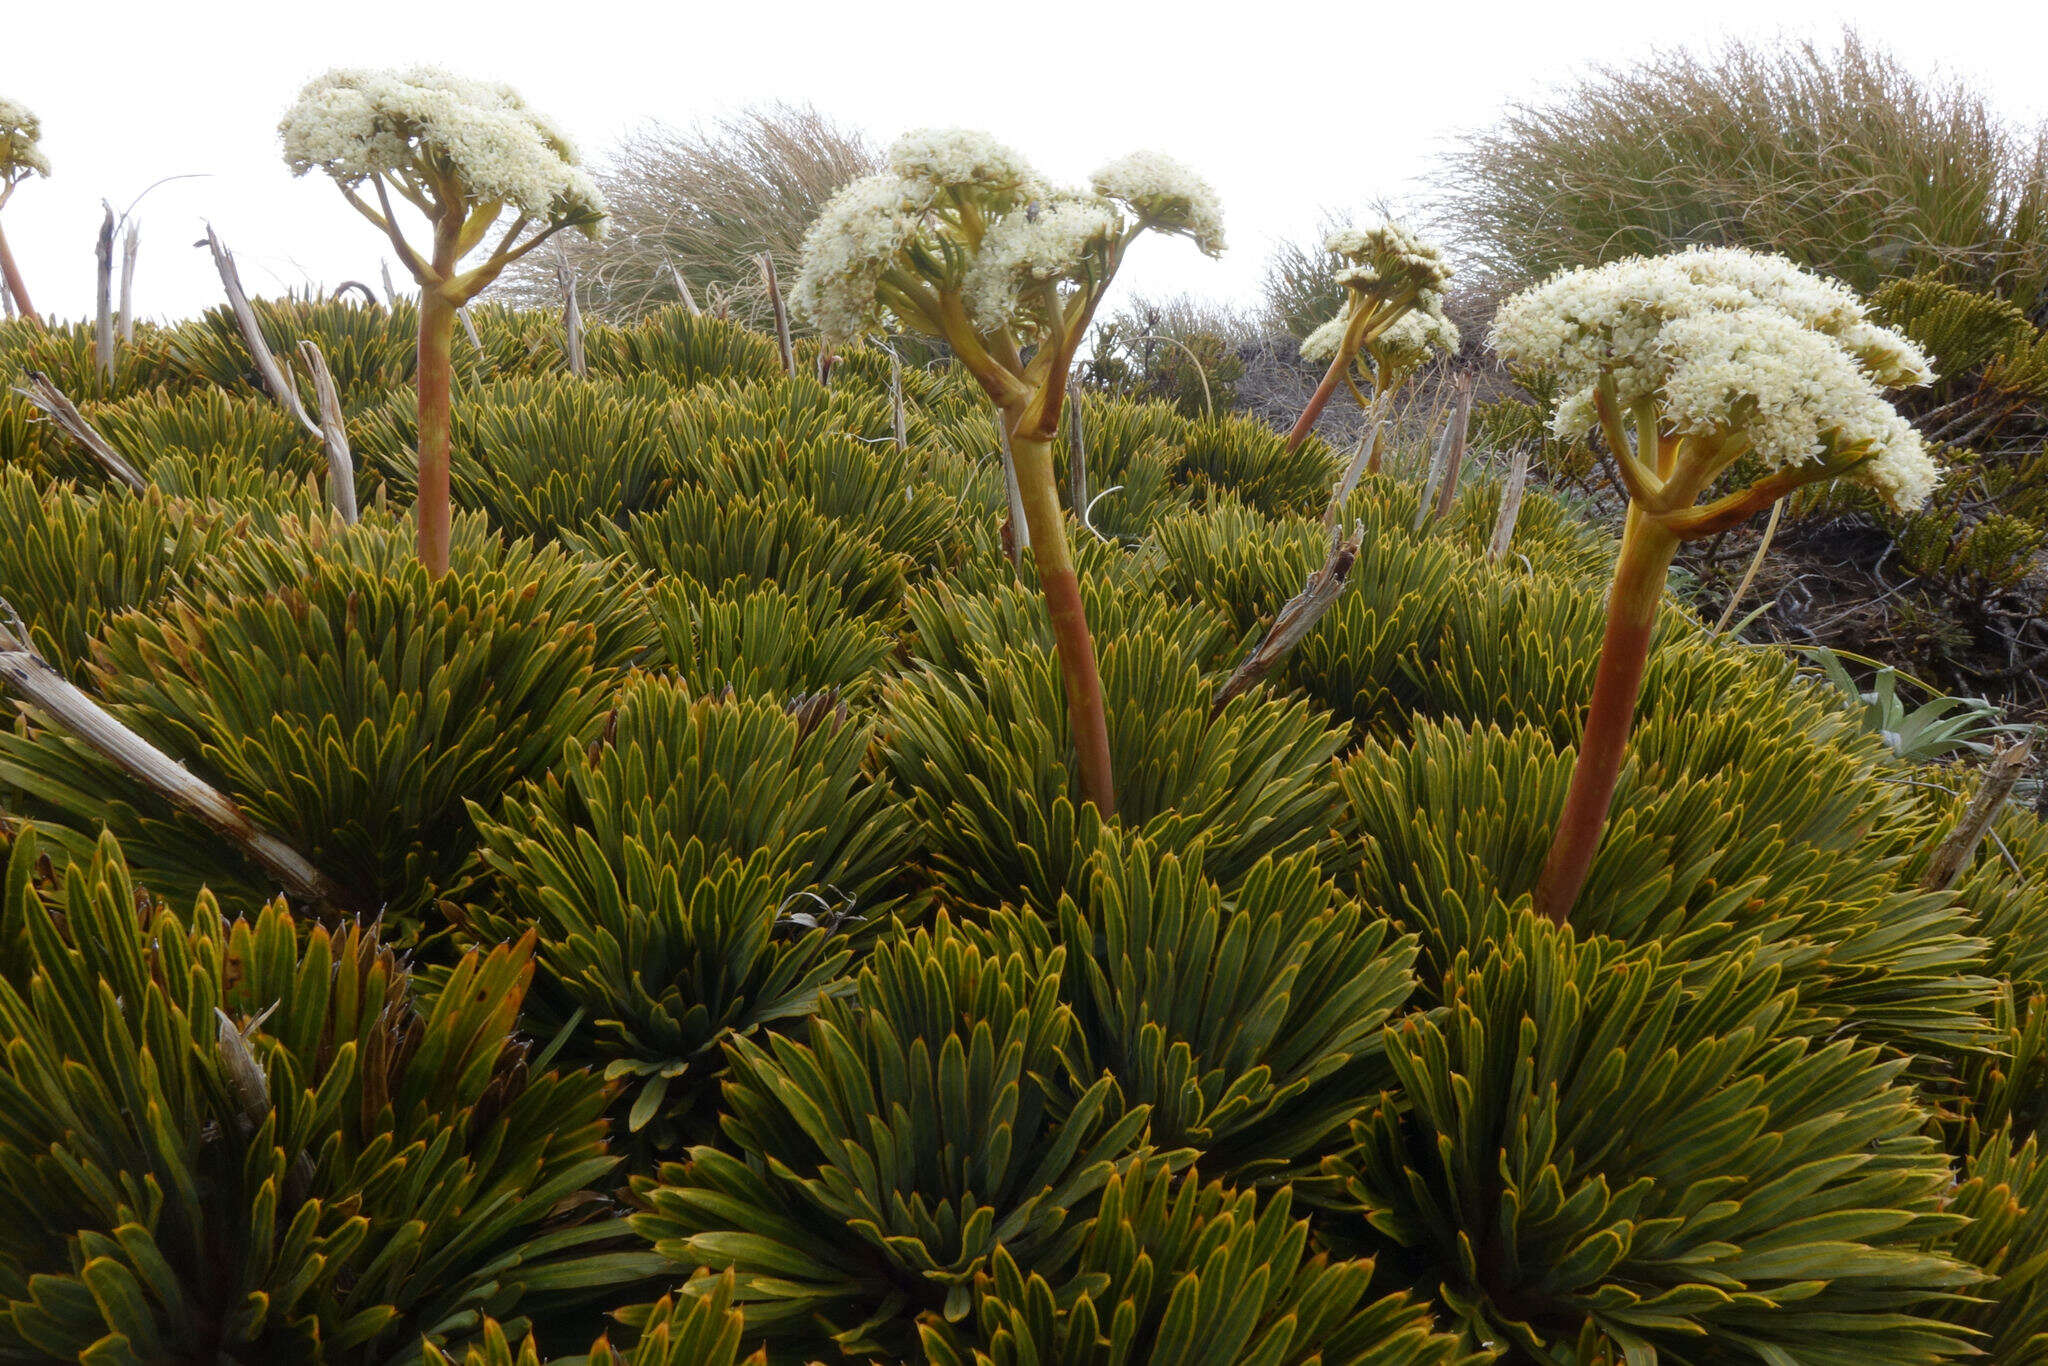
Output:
[
  {"xmin": 1010, "ymin": 427, "xmax": 1116, "ymax": 816},
  {"xmin": 415, "ymin": 289, "xmax": 456, "ymax": 576},
  {"xmin": 1532, "ymin": 510, "xmax": 1680, "ymax": 924},
  {"xmin": 1283, "ymin": 348, "xmax": 1351, "ymax": 454},
  {"xmin": 0, "ymin": 219, "xmax": 41, "ymax": 328}
]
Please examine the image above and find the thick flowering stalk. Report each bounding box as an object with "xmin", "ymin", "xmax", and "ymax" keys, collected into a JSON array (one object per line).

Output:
[
  {"xmin": 1284, "ymin": 223, "xmax": 1455, "ymax": 453},
  {"xmin": 794, "ymin": 133, "xmax": 1225, "ymax": 815},
  {"xmin": 281, "ymin": 68, "xmax": 607, "ymax": 574},
  {"xmin": 0, "ymin": 98, "xmax": 50, "ymax": 327},
  {"xmin": 1493, "ymin": 247, "xmax": 1941, "ymax": 923}
]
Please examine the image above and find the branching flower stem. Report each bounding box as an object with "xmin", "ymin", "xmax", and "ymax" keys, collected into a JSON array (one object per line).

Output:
[{"xmin": 1534, "ymin": 380, "xmax": 1880, "ymax": 923}]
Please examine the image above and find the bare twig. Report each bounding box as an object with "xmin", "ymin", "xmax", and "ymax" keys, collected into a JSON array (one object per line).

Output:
[
  {"xmin": 297, "ymin": 341, "xmax": 357, "ymax": 523},
  {"xmin": 1212, "ymin": 527, "xmax": 1360, "ymax": 713},
  {"xmin": 757, "ymin": 252, "xmax": 795, "ymax": 376},
  {"xmin": 668, "ymin": 262, "xmax": 702, "ymax": 315},
  {"xmin": 1133, "ymin": 333, "xmax": 1214, "ymax": 420},
  {"xmin": 1416, "ymin": 372, "xmax": 1476, "ymax": 530},
  {"xmin": 555, "ymin": 241, "xmax": 586, "ymax": 376},
  {"xmin": 1924, "ymin": 734, "xmax": 2036, "ymax": 891},
  {"xmin": 889, "ymin": 347, "xmax": 908, "ymax": 452},
  {"xmin": 1488, "ymin": 443, "xmax": 1533, "ymax": 563},
  {"xmin": 998, "ymin": 416, "xmax": 1028, "ymax": 564},
  {"xmin": 1068, "ymin": 389, "xmax": 1090, "ymax": 514},
  {"xmin": 12, "ymin": 371, "xmax": 146, "ymax": 492},
  {"xmin": 330, "ymin": 280, "xmax": 378, "ymax": 306},
  {"xmin": 93, "ymin": 204, "xmax": 116, "ymax": 379},
  {"xmin": 1712, "ymin": 498, "xmax": 1786, "ymax": 633},
  {"xmin": 201, "ymin": 225, "xmax": 313, "ymax": 429},
  {"xmin": 118, "ymin": 219, "xmax": 140, "ymax": 345},
  {"xmin": 0, "ymin": 610, "xmax": 339, "ymax": 907},
  {"xmin": 1324, "ymin": 395, "xmax": 1386, "ymax": 535}
]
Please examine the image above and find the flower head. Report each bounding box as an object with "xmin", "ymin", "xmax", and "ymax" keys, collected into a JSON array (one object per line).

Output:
[
  {"xmin": 1091, "ymin": 151, "xmax": 1224, "ymax": 255},
  {"xmin": 888, "ymin": 128, "xmax": 1040, "ymax": 208},
  {"xmin": 279, "ymin": 67, "xmax": 605, "ymax": 233},
  {"xmin": 1371, "ymin": 298, "xmax": 1461, "ymax": 373},
  {"xmin": 963, "ymin": 195, "xmax": 1123, "ymax": 330},
  {"xmin": 0, "ymin": 97, "xmax": 49, "ymax": 181},
  {"xmin": 1327, "ymin": 221, "xmax": 1453, "ymax": 297},
  {"xmin": 1494, "ymin": 248, "xmax": 1938, "ymax": 511},
  {"xmin": 791, "ymin": 173, "xmax": 937, "ymax": 345}
]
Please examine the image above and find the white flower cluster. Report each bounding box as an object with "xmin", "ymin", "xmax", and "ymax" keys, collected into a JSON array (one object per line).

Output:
[
  {"xmin": 1090, "ymin": 151, "xmax": 1225, "ymax": 255},
  {"xmin": 962, "ymin": 196, "xmax": 1123, "ymax": 330},
  {"xmin": 1326, "ymin": 221, "xmax": 1454, "ymax": 297},
  {"xmin": 1492, "ymin": 247, "xmax": 1938, "ymax": 509},
  {"xmin": 279, "ymin": 68, "xmax": 605, "ymax": 232},
  {"xmin": 791, "ymin": 174, "xmax": 936, "ymax": 344},
  {"xmin": 888, "ymin": 128, "xmax": 1040, "ymax": 205},
  {"xmin": 1373, "ymin": 305, "xmax": 1462, "ymax": 373},
  {"xmin": 0, "ymin": 97, "xmax": 49, "ymax": 180},
  {"xmin": 795, "ymin": 129, "xmax": 1226, "ymax": 350}
]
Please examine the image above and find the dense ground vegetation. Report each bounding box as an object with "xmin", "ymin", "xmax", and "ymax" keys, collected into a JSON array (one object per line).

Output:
[{"xmin": 2, "ymin": 293, "xmax": 2047, "ymax": 1365}]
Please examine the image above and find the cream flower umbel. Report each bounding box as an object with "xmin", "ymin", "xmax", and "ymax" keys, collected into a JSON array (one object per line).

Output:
[
  {"xmin": 281, "ymin": 67, "xmax": 604, "ymax": 236},
  {"xmin": 0, "ymin": 98, "xmax": 49, "ymax": 186},
  {"xmin": 1491, "ymin": 246, "xmax": 1937, "ymax": 516}
]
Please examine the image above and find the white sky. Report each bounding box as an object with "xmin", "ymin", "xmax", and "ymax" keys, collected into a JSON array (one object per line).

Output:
[{"xmin": 8, "ymin": 0, "xmax": 2047, "ymax": 324}]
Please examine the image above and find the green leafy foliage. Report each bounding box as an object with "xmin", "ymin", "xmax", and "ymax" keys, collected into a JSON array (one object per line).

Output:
[
  {"xmin": 961, "ymin": 834, "xmax": 1417, "ymax": 1178},
  {"xmin": 0, "ymin": 470, "xmax": 227, "ymax": 683},
  {"xmin": 1318, "ymin": 913, "xmax": 1979, "ymax": 1363},
  {"xmin": 468, "ymin": 677, "xmax": 905, "ymax": 1144},
  {"xmin": 0, "ymin": 829, "xmax": 622, "ymax": 1364},
  {"xmin": 884, "ymin": 580, "xmax": 1346, "ymax": 909},
  {"xmin": 0, "ymin": 517, "xmax": 649, "ymax": 921},
  {"xmin": 632, "ymin": 921, "xmax": 1164, "ymax": 1361},
  {"xmin": 919, "ymin": 1166, "xmax": 1480, "ymax": 1366}
]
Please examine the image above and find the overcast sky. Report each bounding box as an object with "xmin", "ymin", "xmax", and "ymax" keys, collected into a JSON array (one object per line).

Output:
[{"xmin": 8, "ymin": 0, "xmax": 2047, "ymax": 325}]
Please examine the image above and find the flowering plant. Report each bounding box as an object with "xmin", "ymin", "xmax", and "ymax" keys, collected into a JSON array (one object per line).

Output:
[
  {"xmin": 1283, "ymin": 222, "xmax": 1455, "ymax": 452},
  {"xmin": 0, "ymin": 96, "xmax": 49, "ymax": 326},
  {"xmin": 281, "ymin": 68, "xmax": 607, "ymax": 573},
  {"xmin": 794, "ymin": 130, "xmax": 1224, "ymax": 814},
  {"xmin": 1492, "ymin": 247, "xmax": 1940, "ymax": 919}
]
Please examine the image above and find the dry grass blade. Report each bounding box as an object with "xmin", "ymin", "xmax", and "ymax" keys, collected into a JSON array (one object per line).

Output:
[
  {"xmin": 1212, "ymin": 528, "xmax": 1360, "ymax": 713},
  {"xmin": 0, "ymin": 604, "xmax": 339, "ymax": 906},
  {"xmin": 12, "ymin": 371, "xmax": 145, "ymax": 492}
]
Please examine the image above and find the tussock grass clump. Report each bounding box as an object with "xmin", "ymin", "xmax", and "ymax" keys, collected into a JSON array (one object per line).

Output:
[{"xmin": 1439, "ymin": 31, "xmax": 2048, "ymax": 310}]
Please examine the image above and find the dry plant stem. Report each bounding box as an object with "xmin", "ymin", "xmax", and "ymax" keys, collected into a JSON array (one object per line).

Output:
[
  {"xmin": 1325, "ymin": 402, "xmax": 1384, "ymax": 533},
  {"xmin": 93, "ymin": 207, "xmax": 116, "ymax": 379},
  {"xmin": 14, "ymin": 372, "xmax": 146, "ymax": 492},
  {"xmin": 1213, "ymin": 532, "xmax": 1359, "ymax": 713},
  {"xmin": 0, "ymin": 219, "xmax": 38, "ymax": 326},
  {"xmin": 1712, "ymin": 497, "xmax": 1785, "ymax": 633},
  {"xmin": 1925, "ymin": 735, "xmax": 2035, "ymax": 891},
  {"xmin": 298, "ymin": 341, "xmax": 357, "ymax": 523},
  {"xmin": 416, "ymin": 287, "xmax": 458, "ymax": 576},
  {"xmin": 759, "ymin": 252, "xmax": 795, "ymax": 376},
  {"xmin": 669, "ymin": 264, "xmax": 701, "ymax": 315},
  {"xmin": 889, "ymin": 349, "xmax": 907, "ymax": 452},
  {"xmin": 1533, "ymin": 508, "xmax": 1680, "ymax": 923},
  {"xmin": 204, "ymin": 227, "xmax": 312, "ymax": 427},
  {"xmin": 1011, "ymin": 429, "xmax": 1116, "ymax": 815},
  {"xmin": 1068, "ymin": 393, "xmax": 1090, "ymax": 513},
  {"xmin": 0, "ymin": 620, "xmax": 338, "ymax": 907},
  {"xmin": 118, "ymin": 222, "xmax": 139, "ymax": 345},
  {"xmin": 1488, "ymin": 444, "xmax": 1533, "ymax": 562},
  {"xmin": 557, "ymin": 246, "xmax": 586, "ymax": 376}
]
